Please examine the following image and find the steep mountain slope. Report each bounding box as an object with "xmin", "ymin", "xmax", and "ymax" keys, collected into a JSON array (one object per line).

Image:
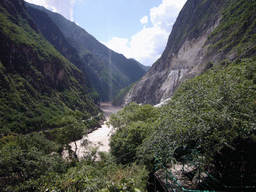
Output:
[
  {"xmin": 0, "ymin": 0, "xmax": 99, "ymax": 134},
  {"xmin": 25, "ymin": 5, "xmax": 100, "ymax": 104},
  {"xmin": 124, "ymin": 0, "xmax": 256, "ymax": 105},
  {"xmin": 25, "ymin": 2, "xmax": 147, "ymax": 101},
  {"xmin": 130, "ymin": 58, "xmax": 151, "ymax": 72}
]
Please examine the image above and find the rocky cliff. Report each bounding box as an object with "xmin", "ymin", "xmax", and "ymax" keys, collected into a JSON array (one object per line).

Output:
[{"xmin": 124, "ymin": 0, "xmax": 256, "ymax": 105}]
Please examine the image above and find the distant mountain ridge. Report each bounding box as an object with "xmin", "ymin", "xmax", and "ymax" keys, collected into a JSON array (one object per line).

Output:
[
  {"xmin": 124, "ymin": 0, "xmax": 256, "ymax": 105},
  {"xmin": 25, "ymin": 2, "xmax": 148, "ymax": 101}
]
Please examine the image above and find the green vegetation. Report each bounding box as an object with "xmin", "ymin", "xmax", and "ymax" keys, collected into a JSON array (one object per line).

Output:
[
  {"xmin": 161, "ymin": 0, "xmax": 226, "ymax": 57},
  {"xmin": 108, "ymin": 58, "xmax": 256, "ymax": 187},
  {"xmin": 0, "ymin": 131, "xmax": 149, "ymax": 191},
  {"xmin": 111, "ymin": 83, "xmax": 134, "ymax": 106},
  {"xmin": 0, "ymin": 2, "xmax": 149, "ymax": 191},
  {"xmin": 32, "ymin": 3, "xmax": 147, "ymax": 102},
  {"xmin": 108, "ymin": 103, "xmax": 159, "ymax": 165},
  {"xmin": 108, "ymin": 4, "xmax": 256, "ymax": 188},
  {"xmin": 0, "ymin": 63, "xmax": 99, "ymax": 134},
  {"xmin": 208, "ymin": 0, "xmax": 256, "ymax": 57},
  {"xmin": 0, "ymin": 2, "xmax": 100, "ymax": 134},
  {"xmin": 1, "ymin": 0, "xmax": 256, "ymax": 190}
]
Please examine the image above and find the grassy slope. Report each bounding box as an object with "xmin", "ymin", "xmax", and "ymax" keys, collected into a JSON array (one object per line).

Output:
[
  {"xmin": 0, "ymin": 2, "xmax": 99, "ymax": 134},
  {"xmin": 208, "ymin": 0, "xmax": 256, "ymax": 58}
]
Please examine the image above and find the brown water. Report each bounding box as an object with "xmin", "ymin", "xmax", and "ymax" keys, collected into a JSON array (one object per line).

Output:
[
  {"xmin": 63, "ymin": 102, "xmax": 122, "ymax": 159},
  {"xmin": 100, "ymin": 102, "xmax": 122, "ymax": 120}
]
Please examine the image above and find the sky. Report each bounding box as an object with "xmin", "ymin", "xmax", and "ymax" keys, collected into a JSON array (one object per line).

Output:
[{"xmin": 25, "ymin": 0, "xmax": 187, "ymax": 66}]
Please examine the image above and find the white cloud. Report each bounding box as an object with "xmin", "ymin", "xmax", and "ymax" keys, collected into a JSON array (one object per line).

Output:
[
  {"xmin": 150, "ymin": 0, "xmax": 187, "ymax": 31},
  {"xmin": 105, "ymin": 27, "xmax": 169, "ymax": 66},
  {"xmin": 105, "ymin": 37, "xmax": 133, "ymax": 57},
  {"xmin": 129, "ymin": 27, "xmax": 169, "ymax": 65},
  {"xmin": 25, "ymin": 0, "xmax": 76, "ymax": 21},
  {"xmin": 25, "ymin": 0, "xmax": 187, "ymax": 66},
  {"xmin": 105, "ymin": 0, "xmax": 187, "ymax": 66},
  {"xmin": 140, "ymin": 16, "xmax": 148, "ymax": 24}
]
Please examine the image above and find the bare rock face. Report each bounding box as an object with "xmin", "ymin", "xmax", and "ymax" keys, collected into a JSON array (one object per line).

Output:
[{"xmin": 124, "ymin": 0, "xmax": 227, "ymax": 106}]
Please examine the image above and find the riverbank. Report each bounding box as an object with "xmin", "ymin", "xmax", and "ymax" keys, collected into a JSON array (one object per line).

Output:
[{"xmin": 63, "ymin": 102, "xmax": 121, "ymax": 159}]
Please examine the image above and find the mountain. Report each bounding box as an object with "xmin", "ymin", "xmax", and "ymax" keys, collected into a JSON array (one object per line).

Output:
[
  {"xmin": 24, "ymin": 5, "xmax": 100, "ymax": 104},
  {"xmin": 25, "ymin": 2, "xmax": 148, "ymax": 102},
  {"xmin": 129, "ymin": 58, "xmax": 151, "ymax": 72},
  {"xmin": 0, "ymin": 0, "xmax": 100, "ymax": 134},
  {"xmin": 124, "ymin": 0, "xmax": 256, "ymax": 106}
]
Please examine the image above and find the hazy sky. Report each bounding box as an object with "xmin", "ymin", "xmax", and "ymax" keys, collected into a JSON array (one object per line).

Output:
[{"xmin": 25, "ymin": 0, "xmax": 187, "ymax": 66}]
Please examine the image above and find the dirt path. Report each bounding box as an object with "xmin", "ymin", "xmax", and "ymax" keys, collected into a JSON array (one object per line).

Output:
[{"xmin": 64, "ymin": 102, "xmax": 121, "ymax": 159}]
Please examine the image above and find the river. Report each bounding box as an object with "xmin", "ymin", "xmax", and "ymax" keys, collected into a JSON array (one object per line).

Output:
[{"xmin": 63, "ymin": 102, "xmax": 122, "ymax": 159}]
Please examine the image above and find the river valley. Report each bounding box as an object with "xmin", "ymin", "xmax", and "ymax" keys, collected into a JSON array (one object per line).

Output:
[{"xmin": 64, "ymin": 102, "xmax": 122, "ymax": 159}]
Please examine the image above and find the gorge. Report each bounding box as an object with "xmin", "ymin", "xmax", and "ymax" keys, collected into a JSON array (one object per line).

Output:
[{"xmin": 1, "ymin": 0, "xmax": 256, "ymax": 191}]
